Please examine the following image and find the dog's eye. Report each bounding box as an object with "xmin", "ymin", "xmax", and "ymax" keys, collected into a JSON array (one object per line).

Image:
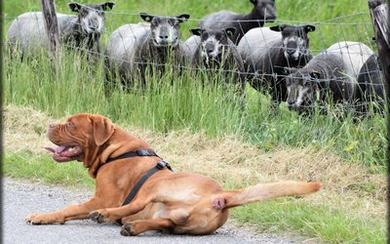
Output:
[{"xmin": 66, "ymin": 122, "xmax": 75, "ymax": 129}]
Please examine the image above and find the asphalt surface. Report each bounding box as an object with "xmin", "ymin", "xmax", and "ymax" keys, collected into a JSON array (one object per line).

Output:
[{"xmin": 3, "ymin": 178, "xmax": 298, "ymax": 244}]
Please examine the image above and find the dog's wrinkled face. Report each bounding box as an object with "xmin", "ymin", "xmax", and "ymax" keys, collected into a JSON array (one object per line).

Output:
[{"xmin": 45, "ymin": 114, "xmax": 114, "ymax": 163}]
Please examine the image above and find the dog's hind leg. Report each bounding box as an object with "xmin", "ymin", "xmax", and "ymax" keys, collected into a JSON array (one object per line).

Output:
[{"xmin": 120, "ymin": 218, "xmax": 175, "ymax": 236}]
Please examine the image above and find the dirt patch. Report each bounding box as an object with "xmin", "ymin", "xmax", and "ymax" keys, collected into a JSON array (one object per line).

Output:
[{"xmin": 3, "ymin": 105, "xmax": 386, "ymax": 219}]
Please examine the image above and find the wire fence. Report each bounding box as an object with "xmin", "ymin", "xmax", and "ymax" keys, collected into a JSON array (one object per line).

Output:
[{"xmin": 4, "ymin": 4, "xmax": 387, "ymax": 115}]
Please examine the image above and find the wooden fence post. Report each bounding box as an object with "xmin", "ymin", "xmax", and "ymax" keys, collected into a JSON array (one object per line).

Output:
[
  {"xmin": 368, "ymin": 0, "xmax": 389, "ymax": 100},
  {"xmin": 367, "ymin": 0, "xmax": 389, "ymax": 238},
  {"xmin": 41, "ymin": 0, "xmax": 60, "ymax": 57}
]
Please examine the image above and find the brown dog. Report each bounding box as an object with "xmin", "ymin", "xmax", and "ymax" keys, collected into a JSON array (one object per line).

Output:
[{"xmin": 25, "ymin": 113, "xmax": 321, "ymax": 236}]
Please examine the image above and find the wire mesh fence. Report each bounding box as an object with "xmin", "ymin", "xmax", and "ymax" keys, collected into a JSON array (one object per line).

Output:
[{"xmin": 3, "ymin": 1, "xmax": 387, "ymax": 116}]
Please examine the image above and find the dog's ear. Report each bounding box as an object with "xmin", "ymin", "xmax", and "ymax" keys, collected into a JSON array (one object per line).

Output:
[{"xmin": 92, "ymin": 116, "xmax": 115, "ymax": 146}]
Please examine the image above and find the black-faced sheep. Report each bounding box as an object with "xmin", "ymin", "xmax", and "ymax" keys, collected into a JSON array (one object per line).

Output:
[
  {"xmin": 285, "ymin": 41, "xmax": 374, "ymax": 113},
  {"xmin": 189, "ymin": 28, "xmax": 246, "ymax": 100},
  {"xmin": 199, "ymin": 0, "xmax": 276, "ymax": 44},
  {"xmin": 356, "ymin": 54, "xmax": 385, "ymax": 111},
  {"xmin": 105, "ymin": 13, "xmax": 190, "ymax": 92},
  {"xmin": 237, "ymin": 24, "xmax": 315, "ymax": 104},
  {"xmin": 8, "ymin": 2, "xmax": 115, "ymax": 56}
]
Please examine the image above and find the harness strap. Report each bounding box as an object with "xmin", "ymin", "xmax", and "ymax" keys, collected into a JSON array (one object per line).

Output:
[
  {"xmin": 122, "ymin": 160, "xmax": 170, "ymax": 206},
  {"xmin": 106, "ymin": 149, "xmax": 159, "ymax": 163},
  {"xmin": 116, "ymin": 160, "xmax": 172, "ymax": 225},
  {"xmin": 105, "ymin": 149, "xmax": 173, "ymax": 225}
]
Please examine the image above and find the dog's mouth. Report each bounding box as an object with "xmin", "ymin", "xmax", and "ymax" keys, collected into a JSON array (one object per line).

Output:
[{"xmin": 44, "ymin": 145, "xmax": 83, "ymax": 163}]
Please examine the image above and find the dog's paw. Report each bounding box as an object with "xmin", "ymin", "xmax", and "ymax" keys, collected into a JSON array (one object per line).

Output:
[
  {"xmin": 120, "ymin": 223, "xmax": 137, "ymax": 236},
  {"xmin": 88, "ymin": 209, "xmax": 110, "ymax": 224},
  {"xmin": 25, "ymin": 213, "xmax": 64, "ymax": 225}
]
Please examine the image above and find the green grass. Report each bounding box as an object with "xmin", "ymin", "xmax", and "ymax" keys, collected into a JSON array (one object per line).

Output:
[
  {"xmin": 4, "ymin": 49, "xmax": 386, "ymax": 166},
  {"xmin": 4, "ymin": 152, "xmax": 386, "ymax": 243},
  {"xmin": 232, "ymin": 200, "xmax": 386, "ymax": 243},
  {"xmin": 4, "ymin": 0, "xmax": 375, "ymax": 51}
]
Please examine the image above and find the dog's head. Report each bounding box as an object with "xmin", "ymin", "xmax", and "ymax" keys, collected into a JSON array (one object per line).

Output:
[{"xmin": 45, "ymin": 113, "xmax": 115, "ymax": 174}]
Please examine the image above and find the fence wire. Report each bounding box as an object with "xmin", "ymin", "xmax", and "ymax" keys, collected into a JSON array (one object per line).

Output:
[{"xmin": 4, "ymin": 6, "xmax": 387, "ymax": 114}]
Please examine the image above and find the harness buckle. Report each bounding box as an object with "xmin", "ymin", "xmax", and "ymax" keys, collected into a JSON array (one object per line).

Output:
[
  {"xmin": 156, "ymin": 160, "xmax": 167, "ymax": 170},
  {"xmin": 136, "ymin": 149, "xmax": 154, "ymax": 156}
]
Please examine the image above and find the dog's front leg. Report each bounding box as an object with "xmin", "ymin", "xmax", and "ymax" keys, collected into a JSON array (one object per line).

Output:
[
  {"xmin": 26, "ymin": 197, "xmax": 108, "ymax": 225},
  {"xmin": 89, "ymin": 196, "xmax": 153, "ymax": 224}
]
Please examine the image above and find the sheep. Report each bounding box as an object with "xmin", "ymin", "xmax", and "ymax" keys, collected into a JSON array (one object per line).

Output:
[
  {"xmin": 356, "ymin": 54, "xmax": 385, "ymax": 112},
  {"xmin": 189, "ymin": 28, "xmax": 246, "ymax": 95},
  {"xmin": 237, "ymin": 24, "xmax": 315, "ymax": 105},
  {"xmin": 284, "ymin": 41, "xmax": 374, "ymax": 114},
  {"xmin": 104, "ymin": 13, "xmax": 190, "ymax": 92},
  {"xmin": 104, "ymin": 23, "xmax": 150, "ymax": 91},
  {"xmin": 8, "ymin": 2, "xmax": 115, "ymax": 57},
  {"xmin": 199, "ymin": 0, "xmax": 276, "ymax": 44}
]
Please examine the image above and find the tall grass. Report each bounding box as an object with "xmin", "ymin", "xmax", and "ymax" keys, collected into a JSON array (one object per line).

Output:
[
  {"xmin": 3, "ymin": 0, "xmax": 386, "ymax": 167},
  {"xmin": 4, "ymin": 47, "xmax": 386, "ymax": 167}
]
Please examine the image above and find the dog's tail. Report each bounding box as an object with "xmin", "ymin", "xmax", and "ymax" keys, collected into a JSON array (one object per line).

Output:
[{"xmin": 215, "ymin": 181, "xmax": 321, "ymax": 209}]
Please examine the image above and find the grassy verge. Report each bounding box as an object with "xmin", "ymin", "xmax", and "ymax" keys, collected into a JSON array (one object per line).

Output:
[
  {"xmin": 4, "ymin": 152, "xmax": 385, "ymax": 243},
  {"xmin": 4, "ymin": 50, "xmax": 386, "ymax": 166}
]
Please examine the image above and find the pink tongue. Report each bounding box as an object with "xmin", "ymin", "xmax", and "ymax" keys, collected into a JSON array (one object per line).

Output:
[
  {"xmin": 44, "ymin": 146, "xmax": 67, "ymax": 154},
  {"xmin": 56, "ymin": 146, "xmax": 67, "ymax": 154},
  {"xmin": 44, "ymin": 147, "xmax": 55, "ymax": 153}
]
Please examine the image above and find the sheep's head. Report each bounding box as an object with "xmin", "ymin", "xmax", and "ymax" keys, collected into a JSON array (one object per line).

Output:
[
  {"xmin": 270, "ymin": 24, "xmax": 315, "ymax": 61},
  {"xmin": 69, "ymin": 2, "xmax": 115, "ymax": 34},
  {"xmin": 285, "ymin": 69, "xmax": 321, "ymax": 112},
  {"xmin": 250, "ymin": 0, "xmax": 276, "ymax": 22},
  {"xmin": 191, "ymin": 28, "xmax": 235, "ymax": 64},
  {"xmin": 140, "ymin": 13, "xmax": 190, "ymax": 47}
]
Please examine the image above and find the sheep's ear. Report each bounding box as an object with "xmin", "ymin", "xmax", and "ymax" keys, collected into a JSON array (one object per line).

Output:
[
  {"xmin": 190, "ymin": 28, "xmax": 203, "ymax": 36},
  {"xmin": 69, "ymin": 2, "xmax": 82, "ymax": 12},
  {"xmin": 304, "ymin": 25, "xmax": 316, "ymax": 33},
  {"xmin": 250, "ymin": 0, "xmax": 258, "ymax": 4},
  {"xmin": 177, "ymin": 14, "xmax": 190, "ymax": 23},
  {"xmin": 270, "ymin": 25, "xmax": 286, "ymax": 32},
  {"xmin": 101, "ymin": 2, "xmax": 115, "ymax": 11},
  {"xmin": 224, "ymin": 27, "xmax": 236, "ymax": 37},
  {"xmin": 140, "ymin": 13, "xmax": 154, "ymax": 22}
]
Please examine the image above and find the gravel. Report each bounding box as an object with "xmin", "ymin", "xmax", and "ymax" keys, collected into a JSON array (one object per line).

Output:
[{"xmin": 3, "ymin": 178, "xmax": 300, "ymax": 244}]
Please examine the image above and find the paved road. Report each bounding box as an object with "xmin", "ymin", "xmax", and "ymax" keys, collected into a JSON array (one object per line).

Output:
[{"xmin": 3, "ymin": 178, "xmax": 297, "ymax": 244}]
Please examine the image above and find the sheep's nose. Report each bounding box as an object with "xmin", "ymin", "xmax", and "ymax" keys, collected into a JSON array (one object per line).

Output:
[
  {"xmin": 159, "ymin": 35, "xmax": 169, "ymax": 40},
  {"xmin": 287, "ymin": 100, "xmax": 296, "ymax": 106},
  {"xmin": 207, "ymin": 48, "xmax": 214, "ymax": 54},
  {"xmin": 266, "ymin": 12, "xmax": 276, "ymax": 21},
  {"xmin": 205, "ymin": 43, "xmax": 215, "ymax": 53}
]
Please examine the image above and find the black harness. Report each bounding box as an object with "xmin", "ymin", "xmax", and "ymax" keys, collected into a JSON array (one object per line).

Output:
[{"xmin": 105, "ymin": 149, "xmax": 173, "ymax": 225}]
